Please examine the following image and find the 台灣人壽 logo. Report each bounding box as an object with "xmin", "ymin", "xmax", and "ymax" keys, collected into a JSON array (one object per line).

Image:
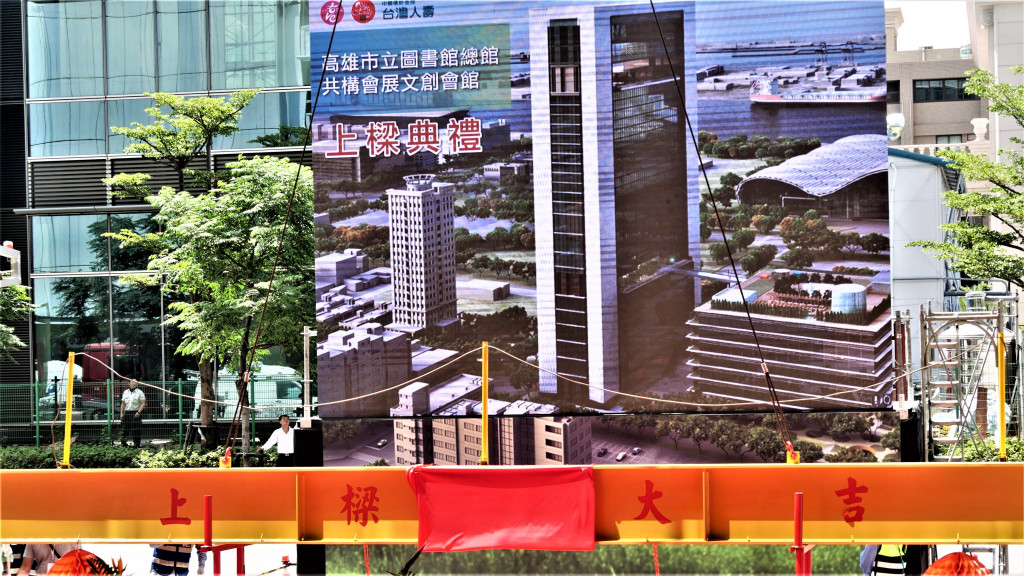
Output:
[
  {"xmin": 351, "ymin": 0, "xmax": 376, "ymax": 23},
  {"xmin": 320, "ymin": 1, "xmax": 342, "ymax": 25}
]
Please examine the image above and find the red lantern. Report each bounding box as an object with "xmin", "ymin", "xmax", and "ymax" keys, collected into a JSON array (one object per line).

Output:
[{"xmin": 924, "ymin": 552, "xmax": 992, "ymax": 576}]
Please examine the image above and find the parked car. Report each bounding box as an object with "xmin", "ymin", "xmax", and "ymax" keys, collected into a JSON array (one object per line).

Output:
[
  {"xmin": 632, "ymin": 446, "xmax": 642, "ymax": 455},
  {"xmin": 37, "ymin": 394, "xmax": 108, "ymax": 421},
  {"xmin": 596, "ymin": 447, "xmax": 608, "ymax": 457},
  {"xmin": 615, "ymin": 451, "xmax": 627, "ymax": 462}
]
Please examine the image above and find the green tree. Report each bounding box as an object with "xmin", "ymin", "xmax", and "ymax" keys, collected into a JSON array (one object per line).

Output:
[
  {"xmin": 709, "ymin": 242, "xmax": 730, "ymax": 264},
  {"xmin": 105, "ymin": 91, "xmax": 257, "ymax": 441},
  {"xmin": 109, "ymin": 156, "xmax": 314, "ymax": 457},
  {"xmin": 825, "ymin": 446, "xmax": 878, "ymax": 463},
  {"xmin": 709, "ymin": 419, "xmax": 749, "ymax": 459},
  {"xmin": 859, "ymin": 232, "xmax": 890, "ymax": 255},
  {"xmin": 781, "ymin": 247, "xmax": 815, "ymax": 269},
  {"xmin": 731, "ymin": 228, "xmax": 755, "ymax": 251},
  {"xmin": 0, "ymin": 285, "xmax": 33, "ymax": 361},
  {"xmin": 881, "ymin": 427, "xmax": 901, "ymax": 453},
  {"xmin": 748, "ymin": 426, "xmax": 786, "ymax": 462},
  {"xmin": 249, "ymin": 125, "xmax": 311, "ymax": 147},
  {"xmin": 911, "ymin": 68, "xmax": 1024, "ymax": 287},
  {"xmin": 740, "ymin": 244, "xmax": 778, "ymax": 275},
  {"xmin": 793, "ymin": 439, "xmax": 824, "ymax": 463}
]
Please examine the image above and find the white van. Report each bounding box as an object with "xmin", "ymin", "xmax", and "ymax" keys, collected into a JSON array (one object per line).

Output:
[{"xmin": 190, "ymin": 366, "xmax": 310, "ymax": 420}]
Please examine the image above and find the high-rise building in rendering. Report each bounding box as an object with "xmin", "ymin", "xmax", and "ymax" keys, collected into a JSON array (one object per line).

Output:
[
  {"xmin": 530, "ymin": 3, "xmax": 696, "ymax": 405},
  {"xmin": 387, "ymin": 174, "xmax": 458, "ymax": 333}
]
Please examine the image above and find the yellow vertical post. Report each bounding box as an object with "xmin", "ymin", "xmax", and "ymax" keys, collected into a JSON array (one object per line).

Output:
[
  {"xmin": 998, "ymin": 332, "xmax": 1007, "ymax": 462},
  {"xmin": 479, "ymin": 341, "xmax": 489, "ymax": 465},
  {"xmin": 61, "ymin": 352, "xmax": 75, "ymax": 468}
]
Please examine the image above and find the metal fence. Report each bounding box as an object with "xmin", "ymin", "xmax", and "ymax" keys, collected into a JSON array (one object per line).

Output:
[{"xmin": 0, "ymin": 377, "xmax": 315, "ymax": 448}]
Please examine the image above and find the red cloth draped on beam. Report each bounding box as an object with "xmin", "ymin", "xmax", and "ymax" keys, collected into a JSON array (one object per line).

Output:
[{"xmin": 407, "ymin": 465, "xmax": 596, "ymax": 552}]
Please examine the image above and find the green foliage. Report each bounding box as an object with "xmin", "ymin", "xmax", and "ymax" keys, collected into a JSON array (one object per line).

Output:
[
  {"xmin": 107, "ymin": 90, "xmax": 258, "ymax": 192},
  {"xmin": 711, "ymin": 298, "xmax": 808, "ymax": 319},
  {"xmin": 719, "ymin": 171, "xmax": 743, "ymax": 188},
  {"xmin": 249, "ymin": 125, "xmax": 311, "ymax": 148},
  {"xmin": 731, "ymin": 228, "xmax": 755, "ymax": 251},
  {"xmin": 881, "ymin": 427, "xmax": 901, "ymax": 453},
  {"xmin": 961, "ymin": 438, "xmax": 1024, "ymax": 462},
  {"xmin": 748, "ymin": 426, "xmax": 786, "ymax": 462},
  {"xmin": 781, "ymin": 247, "xmax": 815, "ymax": 269},
  {"xmin": 740, "ymin": 244, "xmax": 778, "ymax": 275},
  {"xmin": 793, "ymin": 439, "xmax": 824, "ymax": 463},
  {"xmin": 709, "ymin": 242, "xmax": 730, "ymax": 263},
  {"xmin": 859, "ymin": 232, "xmax": 889, "ymax": 254},
  {"xmin": 825, "ymin": 446, "xmax": 878, "ymax": 463},
  {"xmin": 831, "ymin": 265, "xmax": 878, "ymax": 276},
  {"xmin": 327, "ymin": 543, "xmax": 861, "ymax": 574},
  {"xmin": 910, "ymin": 67, "xmax": 1024, "ymax": 289},
  {"xmin": 815, "ymin": 296, "xmax": 891, "ymax": 326},
  {"xmin": 0, "ymin": 445, "xmax": 238, "ymax": 469},
  {"xmin": 0, "ymin": 284, "xmax": 34, "ymax": 361}
]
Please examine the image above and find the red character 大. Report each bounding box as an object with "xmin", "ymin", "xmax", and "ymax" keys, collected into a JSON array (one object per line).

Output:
[
  {"xmin": 160, "ymin": 488, "xmax": 191, "ymax": 526},
  {"xmin": 835, "ymin": 477, "xmax": 868, "ymax": 525},
  {"xmin": 447, "ymin": 117, "xmax": 483, "ymax": 154},
  {"xmin": 633, "ymin": 480, "xmax": 671, "ymax": 524},
  {"xmin": 406, "ymin": 119, "xmax": 441, "ymax": 155},
  {"xmin": 325, "ymin": 124, "xmax": 358, "ymax": 158},
  {"xmin": 366, "ymin": 121, "xmax": 401, "ymax": 157},
  {"xmin": 341, "ymin": 484, "xmax": 380, "ymax": 527}
]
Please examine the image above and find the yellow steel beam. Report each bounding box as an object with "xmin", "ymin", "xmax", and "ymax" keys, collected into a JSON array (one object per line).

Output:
[{"xmin": 1, "ymin": 463, "xmax": 1021, "ymax": 545}]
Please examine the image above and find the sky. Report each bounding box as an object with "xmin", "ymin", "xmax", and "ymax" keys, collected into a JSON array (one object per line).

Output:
[{"xmin": 885, "ymin": 0, "xmax": 971, "ymax": 50}]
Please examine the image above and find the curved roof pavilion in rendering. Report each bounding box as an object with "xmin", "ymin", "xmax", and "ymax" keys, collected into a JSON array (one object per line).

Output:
[{"xmin": 736, "ymin": 134, "xmax": 889, "ymax": 218}]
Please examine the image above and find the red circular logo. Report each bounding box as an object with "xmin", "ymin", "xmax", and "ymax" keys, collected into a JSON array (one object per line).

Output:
[
  {"xmin": 320, "ymin": 1, "xmax": 342, "ymax": 25},
  {"xmin": 351, "ymin": 0, "xmax": 375, "ymax": 24}
]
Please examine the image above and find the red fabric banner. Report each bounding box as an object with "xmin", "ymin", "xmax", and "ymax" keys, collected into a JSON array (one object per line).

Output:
[{"xmin": 407, "ymin": 465, "xmax": 595, "ymax": 552}]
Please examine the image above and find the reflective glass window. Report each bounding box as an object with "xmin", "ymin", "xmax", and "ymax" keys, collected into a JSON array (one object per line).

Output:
[
  {"xmin": 108, "ymin": 214, "xmax": 159, "ymax": 271},
  {"xmin": 210, "ymin": 0, "xmax": 309, "ymax": 90},
  {"xmin": 157, "ymin": 0, "xmax": 209, "ymax": 92},
  {"xmin": 108, "ymin": 98, "xmax": 155, "ymax": 154},
  {"xmin": 32, "ymin": 214, "xmax": 107, "ymax": 273},
  {"xmin": 33, "ymin": 276, "xmax": 112, "ymax": 384},
  {"xmin": 26, "ymin": 0, "xmax": 104, "ymax": 98},
  {"xmin": 106, "ymin": 0, "xmax": 157, "ymax": 95},
  {"xmin": 214, "ymin": 90, "xmax": 308, "ymax": 149},
  {"xmin": 29, "ymin": 100, "xmax": 105, "ymax": 156}
]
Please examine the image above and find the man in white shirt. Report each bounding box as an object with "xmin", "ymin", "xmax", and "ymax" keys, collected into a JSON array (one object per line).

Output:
[
  {"xmin": 120, "ymin": 381, "xmax": 147, "ymax": 448},
  {"xmin": 258, "ymin": 415, "xmax": 295, "ymax": 467},
  {"xmin": 17, "ymin": 544, "xmax": 80, "ymax": 575}
]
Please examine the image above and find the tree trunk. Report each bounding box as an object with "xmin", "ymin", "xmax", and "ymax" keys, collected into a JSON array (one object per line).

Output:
[
  {"xmin": 236, "ymin": 316, "xmax": 254, "ymax": 466},
  {"xmin": 198, "ymin": 358, "xmax": 216, "ymax": 450}
]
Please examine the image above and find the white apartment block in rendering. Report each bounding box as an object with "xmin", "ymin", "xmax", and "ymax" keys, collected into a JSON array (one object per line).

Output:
[{"xmin": 387, "ymin": 174, "xmax": 458, "ymax": 333}]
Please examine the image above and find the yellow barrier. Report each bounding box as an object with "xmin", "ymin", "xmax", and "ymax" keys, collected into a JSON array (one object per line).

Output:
[{"xmin": 1, "ymin": 463, "xmax": 1021, "ymax": 545}]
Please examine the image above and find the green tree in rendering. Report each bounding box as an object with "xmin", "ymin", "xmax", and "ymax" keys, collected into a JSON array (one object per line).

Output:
[
  {"xmin": 0, "ymin": 284, "xmax": 33, "ymax": 361},
  {"xmin": 911, "ymin": 68, "xmax": 1024, "ymax": 287}
]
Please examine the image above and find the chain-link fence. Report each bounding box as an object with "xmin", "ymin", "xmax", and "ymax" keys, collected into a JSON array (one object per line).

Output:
[{"xmin": 0, "ymin": 376, "xmax": 315, "ymax": 448}]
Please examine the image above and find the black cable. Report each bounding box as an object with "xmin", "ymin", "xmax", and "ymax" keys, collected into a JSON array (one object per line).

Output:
[
  {"xmin": 225, "ymin": 9, "xmax": 344, "ymax": 454},
  {"xmin": 646, "ymin": 0, "xmax": 793, "ymax": 447}
]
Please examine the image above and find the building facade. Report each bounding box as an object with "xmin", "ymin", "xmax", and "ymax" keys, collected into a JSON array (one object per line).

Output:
[
  {"xmin": 530, "ymin": 3, "xmax": 695, "ymax": 405},
  {"xmin": 386, "ymin": 174, "xmax": 458, "ymax": 333},
  {"xmin": 2, "ymin": 0, "xmax": 312, "ymax": 392},
  {"xmin": 885, "ymin": 7, "xmax": 987, "ymax": 147},
  {"xmin": 317, "ymin": 324, "xmax": 410, "ymax": 418}
]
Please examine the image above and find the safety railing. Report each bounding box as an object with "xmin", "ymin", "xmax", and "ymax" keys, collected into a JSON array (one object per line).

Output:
[{"xmin": 0, "ymin": 378, "xmax": 315, "ymax": 448}]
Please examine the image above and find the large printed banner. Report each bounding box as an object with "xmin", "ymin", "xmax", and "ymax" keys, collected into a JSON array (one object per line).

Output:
[{"xmin": 311, "ymin": 0, "xmax": 890, "ymax": 421}]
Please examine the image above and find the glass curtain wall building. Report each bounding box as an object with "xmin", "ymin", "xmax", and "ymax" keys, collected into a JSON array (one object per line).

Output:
[
  {"xmin": 15, "ymin": 0, "xmax": 312, "ymax": 389},
  {"xmin": 530, "ymin": 3, "xmax": 694, "ymax": 407}
]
